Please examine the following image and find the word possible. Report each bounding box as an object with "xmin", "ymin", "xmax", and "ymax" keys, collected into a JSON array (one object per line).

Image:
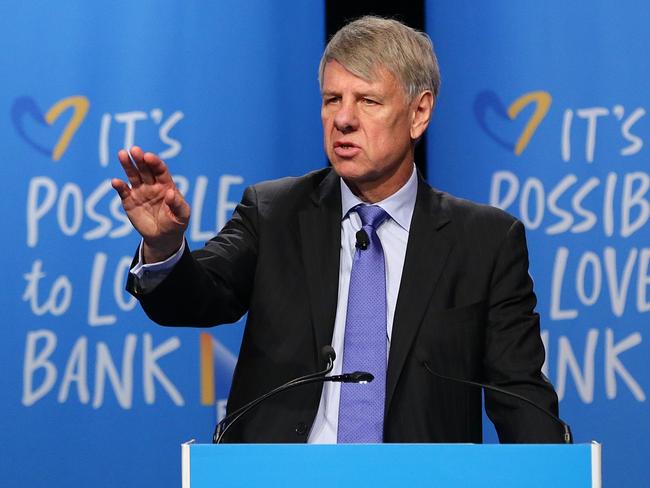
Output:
[
  {"xmin": 491, "ymin": 171, "xmax": 649, "ymax": 237},
  {"xmin": 26, "ymin": 174, "xmax": 244, "ymax": 247}
]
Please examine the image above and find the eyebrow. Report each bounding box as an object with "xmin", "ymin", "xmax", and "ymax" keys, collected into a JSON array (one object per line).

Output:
[{"xmin": 321, "ymin": 89, "xmax": 384, "ymax": 99}]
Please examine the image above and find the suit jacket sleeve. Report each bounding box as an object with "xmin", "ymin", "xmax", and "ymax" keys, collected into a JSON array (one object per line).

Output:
[
  {"xmin": 127, "ymin": 184, "xmax": 260, "ymax": 327},
  {"xmin": 483, "ymin": 218, "xmax": 564, "ymax": 443}
]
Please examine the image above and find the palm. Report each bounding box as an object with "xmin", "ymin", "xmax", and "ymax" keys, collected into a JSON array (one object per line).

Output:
[
  {"xmin": 112, "ymin": 147, "xmax": 190, "ymax": 258},
  {"xmin": 122, "ymin": 180, "xmax": 184, "ymax": 239}
]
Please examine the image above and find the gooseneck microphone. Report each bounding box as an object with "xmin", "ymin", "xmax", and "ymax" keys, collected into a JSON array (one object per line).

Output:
[
  {"xmin": 212, "ymin": 346, "xmax": 373, "ymax": 444},
  {"xmin": 355, "ymin": 230, "xmax": 369, "ymax": 250},
  {"xmin": 422, "ymin": 361, "xmax": 573, "ymax": 444}
]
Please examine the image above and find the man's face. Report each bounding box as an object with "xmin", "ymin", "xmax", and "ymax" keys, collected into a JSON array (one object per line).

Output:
[{"xmin": 321, "ymin": 60, "xmax": 417, "ymax": 199}]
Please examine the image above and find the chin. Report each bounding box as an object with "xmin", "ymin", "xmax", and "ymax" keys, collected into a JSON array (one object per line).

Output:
[
  {"xmin": 330, "ymin": 158, "xmax": 363, "ymax": 178},
  {"xmin": 333, "ymin": 169, "xmax": 379, "ymax": 191}
]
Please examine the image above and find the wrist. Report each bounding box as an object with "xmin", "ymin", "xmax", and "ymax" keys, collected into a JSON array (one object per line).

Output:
[{"xmin": 142, "ymin": 239, "xmax": 183, "ymax": 264}]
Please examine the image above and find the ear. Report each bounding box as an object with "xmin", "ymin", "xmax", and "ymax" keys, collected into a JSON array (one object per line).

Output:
[{"xmin": 410, "ymin": 91, "xmax": 434, "ymax": 141}]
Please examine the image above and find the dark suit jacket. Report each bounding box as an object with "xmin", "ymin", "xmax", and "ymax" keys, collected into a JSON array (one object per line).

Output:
[{"xmin": 129, "ymin": 167, "xmax": 565, "ymax": 443}]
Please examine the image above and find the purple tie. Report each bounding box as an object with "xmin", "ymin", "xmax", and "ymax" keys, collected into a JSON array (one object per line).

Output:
[{"xmin": 338, "ymin": 204, "xmax": 389, "ymax": 443}]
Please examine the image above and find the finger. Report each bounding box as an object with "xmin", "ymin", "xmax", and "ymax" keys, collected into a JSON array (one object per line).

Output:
[
  {"xmin": 111, "ymin": 178, "xmax": 132, "ymax": 201},
  {"xmin": 143, "ymin": 151, "xmax": 174, "ymax": 185},
  {"xmin": 129, "ymin": 146, "xmax": 155, "ymax": 185},
  {"xmin": 164, "ymin": 188, "xmax": 191, "ymax": 222},
  {"xmin": 117, "ymin": 149, "xmax": 143, "ymax": 188}
]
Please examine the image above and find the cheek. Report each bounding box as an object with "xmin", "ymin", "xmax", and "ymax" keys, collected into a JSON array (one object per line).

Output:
[
  {"xmin": 321, "ymin": 115, "xmax": 333, "ymax": 135},
  {"xmin": 367, "ymin": 124, "xmax": 395, "ymax": 148},
  {"xmin": 379, "ymin": 115, "xmax": 411, "ymax": 143}
]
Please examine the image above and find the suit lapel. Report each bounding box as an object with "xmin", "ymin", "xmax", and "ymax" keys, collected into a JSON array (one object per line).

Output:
[
  {"xmin": 299, "ymin": 170, "xmax": 342, "ymax": 357},
  {"xmin": 386, "ymin": 178, "xmax": 453, "ymax": 410}
]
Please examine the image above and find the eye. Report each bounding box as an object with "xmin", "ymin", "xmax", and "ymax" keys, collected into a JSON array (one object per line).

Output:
[
  {"xmin": 323, "ymin": 96, "xmax": 340, "ymax": 105},
  {"xmin": 361, "ymin": 97, "xmax": 378, "ymax": 106}
]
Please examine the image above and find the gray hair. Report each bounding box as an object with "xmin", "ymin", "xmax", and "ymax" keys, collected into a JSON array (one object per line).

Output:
[{"xmin": 318, "ymin": 16, "xmax": 441, "ymax": 102}]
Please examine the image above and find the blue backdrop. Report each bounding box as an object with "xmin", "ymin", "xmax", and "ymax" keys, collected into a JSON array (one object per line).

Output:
[
  {"xmin": 0, "ymin": 1, "xmax": 324, "ymax": 487},
  {"xmin": 427, "ymin": 1, "xmax": 649, "ymax": 486},
  {"xmin": 2, "ymin": 1, "xmax": 647, "ymax": 487}
]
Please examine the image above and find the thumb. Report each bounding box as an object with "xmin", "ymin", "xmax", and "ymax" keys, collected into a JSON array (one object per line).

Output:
[{"xmin": 164, "ymin": 188, "xmax": 191, "ymax": 222}]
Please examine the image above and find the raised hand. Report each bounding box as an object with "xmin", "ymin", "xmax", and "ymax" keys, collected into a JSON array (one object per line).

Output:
[{"xmin": 111, "ymin": 146, "xmax": 190, "ymax": 263}]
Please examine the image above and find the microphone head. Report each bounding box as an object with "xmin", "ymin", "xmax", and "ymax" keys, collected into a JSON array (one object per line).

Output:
[
  {"xmin": 321, "ymin": 345, "xmax": 336, "ymax": 363},
  {"xmin": 349, "ymin": 371, "xmax": 374, "ymax": 383},
  {"xmin": 355, "ymin": 230, "xmax": 369, "ymax": 250}
]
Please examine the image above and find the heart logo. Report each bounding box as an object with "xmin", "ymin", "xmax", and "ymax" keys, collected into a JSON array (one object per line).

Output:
[
  {"xmin": 11, "ymin": 95, "xmax": 90, "ymax": 161},
  {"xmin": 474, "ymin": 90, "xmax": 551, "ymax": 155}
]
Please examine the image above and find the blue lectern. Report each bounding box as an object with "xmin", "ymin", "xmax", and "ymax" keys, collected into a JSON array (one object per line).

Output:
[{"xmin": 181, "ymin": 441, "xmax": 601, "ymax": 487}]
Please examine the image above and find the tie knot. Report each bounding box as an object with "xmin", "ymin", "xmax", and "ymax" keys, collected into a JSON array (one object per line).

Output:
[{"xmin": 355, "ymin": 205, "xmax": 389, "ymax": 229}]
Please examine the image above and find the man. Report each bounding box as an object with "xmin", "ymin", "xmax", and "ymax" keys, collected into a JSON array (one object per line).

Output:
[{"xmin": 112, "ymin": 16, "xmax": 565, "ymax": 443}]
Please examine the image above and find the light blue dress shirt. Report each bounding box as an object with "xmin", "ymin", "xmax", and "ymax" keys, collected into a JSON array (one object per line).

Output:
[{"xmin": 307, "ymin": 165, "xmax": 417, "ymax": 443}]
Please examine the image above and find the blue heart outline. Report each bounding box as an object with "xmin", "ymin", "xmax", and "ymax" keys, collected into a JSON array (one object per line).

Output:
[
  {"xmin": 473, "ymin": 90, "xmax": 515, "ymax": 152},
  {"xmin": 11, "ymin": 96, "xmax": 53, "ymax": 157}
]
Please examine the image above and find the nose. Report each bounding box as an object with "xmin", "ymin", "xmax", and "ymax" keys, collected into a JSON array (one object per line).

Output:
[{"xmin": 333, "ymin": 99, "xmax": 359, "ymax": 134}]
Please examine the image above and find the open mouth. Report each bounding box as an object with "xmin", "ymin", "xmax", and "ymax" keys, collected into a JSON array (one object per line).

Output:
[
  {"xmin": 334, "ymin": 141, "xmax": 359, "ymax": 150},
  {"xmin": 333, "ymin": 142, "xmax": 360, "ymax": 157}
]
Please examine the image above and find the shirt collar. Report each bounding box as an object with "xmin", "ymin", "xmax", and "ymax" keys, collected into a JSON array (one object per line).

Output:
[{"xmin": 340, "ymin": 164, "xmax": 418, "ymax": 231}]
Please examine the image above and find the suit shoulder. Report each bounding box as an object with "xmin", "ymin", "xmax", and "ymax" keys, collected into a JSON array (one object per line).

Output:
[
  {"xmin": 435, "ymin": 189, "xmax": 520, "ymax": 236},
  {"xmin": 249, "ymin": 167, "xmax": 331, "ymax": 204}
]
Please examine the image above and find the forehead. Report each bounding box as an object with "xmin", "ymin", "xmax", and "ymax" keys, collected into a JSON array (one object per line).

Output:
[{"xmin": 321, "ymin": 60, "xmax": 401, "ymax": 94}]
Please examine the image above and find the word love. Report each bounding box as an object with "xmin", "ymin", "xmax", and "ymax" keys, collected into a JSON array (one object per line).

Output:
[
  {"xmin": 23, "ymin": 254, "xmax": 136, "ymax": 326},
  {"xmin": 550, "ymin": 246, "xmax": 650, "ymax": 319}
]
